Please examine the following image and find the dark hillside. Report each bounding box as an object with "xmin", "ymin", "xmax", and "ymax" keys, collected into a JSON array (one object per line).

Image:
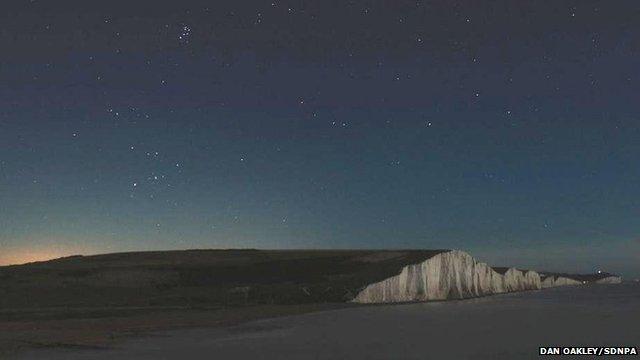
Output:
[{"xmin": 0, "ymin": 249, "xmax": 448, "ymax": 310}]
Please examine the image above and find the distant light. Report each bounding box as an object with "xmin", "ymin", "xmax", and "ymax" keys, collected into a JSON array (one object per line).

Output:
[{"xmin": 597, "ymin": 270, "xmax": 602, "ymax": 274}]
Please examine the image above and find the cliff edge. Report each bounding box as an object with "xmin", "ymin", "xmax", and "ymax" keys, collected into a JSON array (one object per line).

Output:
[{"xmin": 353, "ymin": 250, "xmax": 622, "ymax": 304}]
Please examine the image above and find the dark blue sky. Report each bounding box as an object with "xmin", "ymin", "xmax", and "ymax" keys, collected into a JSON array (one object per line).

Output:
[{"xmin": 1, "ymin": 0, "xmax": 639, "ymax": 277}]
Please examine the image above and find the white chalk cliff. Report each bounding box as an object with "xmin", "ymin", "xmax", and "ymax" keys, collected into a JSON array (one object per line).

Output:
[
  {"xmin": 352, "ymin": 250, "xmax": 620, "ymax": 304},
  {"xmin": 354, "ymin": 250, "xmax": 543, "ymax": 303},
  {"xmin": 541, "ymin": 275, "xmax": 582, "ymax": 288},
  {"xmin": 595, "ymin": 276, "xmax": 622, "ymax": 284}
]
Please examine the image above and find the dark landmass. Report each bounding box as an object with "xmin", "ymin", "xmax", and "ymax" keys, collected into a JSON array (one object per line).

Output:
[
  {"xmin": 0, "ymin": 249, "xmax": 447, "ymax": 310},
  {"xmin": 0, "ymin": 249, "xmax": 622, "ymax": 357},
  {"xmin": 0, "ymin": 249, "xmax": 447, "ymax": 355}
]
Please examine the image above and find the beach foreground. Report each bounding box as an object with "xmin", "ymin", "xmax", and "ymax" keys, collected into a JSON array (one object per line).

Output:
[{"xmin": 12, "ymin": 283, "xmax": 639, "ymax": 360}]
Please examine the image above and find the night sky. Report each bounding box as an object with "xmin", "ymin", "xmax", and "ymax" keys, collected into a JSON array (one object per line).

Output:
[{"xmin": 1, "ymin": 1, "xmax": 639, "ymax": 277}]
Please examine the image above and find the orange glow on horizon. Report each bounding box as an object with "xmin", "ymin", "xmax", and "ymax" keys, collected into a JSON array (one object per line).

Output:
[{"xmin": 0, "ymin": 248, "xmax": 86, "ymax": 266}]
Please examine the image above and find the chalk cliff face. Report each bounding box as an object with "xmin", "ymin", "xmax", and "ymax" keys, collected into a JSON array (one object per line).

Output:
[
  {"xmin": 540, "ymin": 272, "xmax": 623, "ymax": 287},
  {"xmin": 541, "ymin": 276, "xmax": 582, "ymax": 288},
  {"xmin": 541, "ymin": 276, "xmax": 555, "ymax": 288},
  {"xmin": 500, "ymin": 268, "xmax": 541, "ymax": 292},
  {"xmin": 352, "ymin": 250, "xmax": 625, "ymax": 304},
  {"xmin": 595, "ymin": 276, "xmax": 622, "ymax": 284},
  {"xmin": 353, "ymin": 250, "xmax": 543, "ymax": 304}
]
